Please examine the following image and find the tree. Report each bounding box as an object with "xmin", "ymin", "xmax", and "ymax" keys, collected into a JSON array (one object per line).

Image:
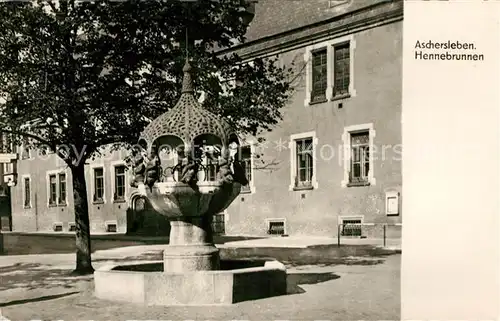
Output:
[{"xmin": 0, "ymin": 0, "xmax": 293, "ymax": 274}]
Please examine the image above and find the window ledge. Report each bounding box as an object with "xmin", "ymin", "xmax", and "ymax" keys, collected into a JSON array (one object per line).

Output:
[
  {"xmin": 309, "ymin": 98, "xmax": 328, "ymax": 106},
  {"xmin": 239, "ymin": 189, "xmax": 252, "ymax": 194},
  {"xmin": 293, "ymin": 185, "xmax": 314, "ymax": 191},
  {"xmin": 331, "ymin": 93, "xmax": 351, "ymax": 101},
  {"xmin": 58, "ymin": 203, "xmax": 67, "ymax": 207},
  {"xmin": 113, "ymin": 199, "xmax": 126, "ymax": 204},
  {"xmin": 93, "ymin": 200, "xmax": 105, "ymax": 205},
  {"xmin": 23, "ymin": 205, "xmax": 31, "ymax": 209},
  {"xmin": 347, "ymin": 181, "xmax": 370, "ymax": 187},
  {"xmin": 48, "ymin": 203, "xmax": 57, "ymax": 208}
]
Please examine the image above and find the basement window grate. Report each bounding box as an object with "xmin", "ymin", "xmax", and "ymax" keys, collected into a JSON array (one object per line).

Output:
[
  {"xmin": 53, "ymin": 223, "xmax": 63, "ymax": 232},
  {"xmin": 105, "ymin": 221, "xmax": 117, "ymax": 233},
  {"xmin": 267, "ymin": 220, "xmax": 285, "ymax": 236},
  {"xmin": 341, "ymin": 219, "xmax": 362, "ymax": 236}
]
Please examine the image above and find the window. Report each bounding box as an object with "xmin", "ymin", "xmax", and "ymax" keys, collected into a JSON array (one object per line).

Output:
[
  {"xmin": 311, "ymin": 48, "xmax": 327, "ymax": 102},
  {"xmin": 205, "ymin": 158, "xmax": 218, "ymax": 181},
  {"xmin": 134, "ymin": 197, "xmax": 146, "ymax": 211},
  {"xmin": 114, "ymin": 165, "xmax": 126, "ymax": 201},
  {"xmin": 333, "ymin": 43, "xmax": 350, "ymax": 97},
  {"xmin": 93, "ymin": 168, "xmax": 104, "ymax": 202},
  {"xmin": 342, "ymin": 124, "xmax": 376, "ymax": 187},
  {"xmin": 0, "ymin": 185, "xmax": 7, "ymax": 197},
  {"xmin": 2, "ymin": 133, "xmax": 14, "ymax": 153},
  {"xmin": 1, "ymin": 216, "xmax": 11, "ymax": 231},
  {"xmin": 289, "ymin": 132, "xmax": 318, "ymax": 191},
  {"xmin": 38, "ymin": 146, "xmax": 52, "ymax": 156},
  {"xmin": 49, "ymin": 174, "xmax": 57, "ymax": 205},
  {"xmin": 21, "ymin": 139, "xmax": 30, "ymax": 160},
  {"xmin": 350, "ymin": 132, "xmax": 369, "ymax": 184},
  {"xmin": 58, "ymin": 173, "xmax": 66, "ymax": 205},
  {"xmin": 295, "ymin": 139, "xmax": 313, "ymax": 188},
  {"xmin": 212, "ymin": 213, "xmax": 225, "ymax": 235},
  {"xmin": 304, "ymin": 36, "xmax": 355, "ymax": 106},
  {"xmin": 47, "ymin": 171, "xmax": 67, "ymax": 206},
  {"xmin": 68, "ymin": 222, "xmax": 76, "ymax": 232},
  {"xmin": 23, "ymin": 177, "xmax": 31, "ymax": 208},
  {"xmin": 240, "ymin": 145, "xmax": 253, "ymax": 193},
  {"xmin": 21, "ymin": 146, "xmax": 30, "ymax": 159}
]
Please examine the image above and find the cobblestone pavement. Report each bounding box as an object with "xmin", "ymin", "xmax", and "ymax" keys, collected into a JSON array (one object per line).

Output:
[{"xmin": 0, "ymin": 252, "xmax": 400, "ymax": 321}]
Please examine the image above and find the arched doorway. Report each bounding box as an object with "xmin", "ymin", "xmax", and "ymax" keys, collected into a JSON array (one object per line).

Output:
[{"xmin": 126, "ymin": 194, "xmax": 170, "ymax": 236}]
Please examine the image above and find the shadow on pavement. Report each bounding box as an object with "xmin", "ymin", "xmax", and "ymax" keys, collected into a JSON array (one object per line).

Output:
[
  {"xmin": 0, "ymin": 291, "xmax": 79, "ymax": 308},
  {"xmin": 93, "ymin": 253, "xmax": 163, "ymax": 263},
  {"xmin": 220, "ymin": 246, "xmax": 396, "ymax": 267},
  {"xmin": 92, "ymin": 252, "xmax": 388, "ymax": 268},
  {"xmin": 287, "ymin": 272, "xmax": 341, "ymax": 294},
  {"xmin": 2, "ymin": 233, "xmax": 263, "ymax": 255},
  {"xmin": 94, "ymin": 246, "xmax": 393, "ymax": 267},
  {"xmin": 0, "ymin": 263, "xmax": 92, "ymax": 292}
]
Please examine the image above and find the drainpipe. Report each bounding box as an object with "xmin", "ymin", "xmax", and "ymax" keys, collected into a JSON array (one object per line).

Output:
[{"xmin": 35, "ymin": 192, "xmax": 38, "ymax": 231}]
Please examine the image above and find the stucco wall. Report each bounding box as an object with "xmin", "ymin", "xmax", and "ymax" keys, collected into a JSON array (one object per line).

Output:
[
  {"xmin": 9, "ymin": 20, "xmax": 402, "ymax": 238},
  {"xmin": 225, "ymin": 21, "xmax": 403, "ymax": 237},
  {"xmin": 11, "ymin": 148, "xmax": 130, "ymax": 233}
]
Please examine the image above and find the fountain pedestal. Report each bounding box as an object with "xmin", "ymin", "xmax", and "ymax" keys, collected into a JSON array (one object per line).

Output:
[
  {"xmin": 139, "ymin": 181, "xmax": 239, "ymax": 273},
  {"xmin": 163, "ymin": 218, "xmax": 220, "ymax": 272}
]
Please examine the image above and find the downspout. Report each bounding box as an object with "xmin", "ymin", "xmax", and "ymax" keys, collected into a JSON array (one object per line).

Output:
[{"xmin": 34, "ymin": 193, "xmax": 38, "ymax": 231}]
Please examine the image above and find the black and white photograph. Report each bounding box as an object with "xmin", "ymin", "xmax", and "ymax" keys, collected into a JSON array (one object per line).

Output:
[{"xmin": 0, "ymin": 0, "xmax": 495, "ymax": 320}]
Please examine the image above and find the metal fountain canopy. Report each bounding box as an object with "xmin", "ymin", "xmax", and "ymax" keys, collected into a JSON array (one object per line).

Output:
[{"xmin": 139, "ymin": 59, "xmax": 239, "ymax": 153}]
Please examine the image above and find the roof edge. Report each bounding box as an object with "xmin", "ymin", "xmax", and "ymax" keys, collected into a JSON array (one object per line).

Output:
[{"xmin": 217, "ymin": 0, "xmax": 402, "ymax": 56}]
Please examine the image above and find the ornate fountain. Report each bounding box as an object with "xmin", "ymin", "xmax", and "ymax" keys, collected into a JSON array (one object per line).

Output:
[
  {"xmin": 126, "ymin": 59, "xmax": 247, "ymax": 273},
  {"xmin": 94, "ymin": 58, "xmax": 286, "ymax": 306}
]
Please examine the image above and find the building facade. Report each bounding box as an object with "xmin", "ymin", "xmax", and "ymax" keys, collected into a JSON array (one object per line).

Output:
[
  {"xmin": 4, "ymin": 0, "xmax": 403, "ymax": 238},
  {"xmin": 0, "ymin": 140, "xmax": 14, "ymax": 232}
]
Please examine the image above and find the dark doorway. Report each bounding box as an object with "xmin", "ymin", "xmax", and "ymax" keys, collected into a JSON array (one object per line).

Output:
[
  {"xmin": 126, "ymin": 196, "xmax": 170, "ymax": 236},
  {"xmin": 0, "ymin": 184, "xmax": 12, "ymax": 231}
]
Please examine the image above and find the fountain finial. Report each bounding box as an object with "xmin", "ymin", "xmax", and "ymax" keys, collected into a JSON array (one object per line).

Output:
[{"xmin": 181, "ymin": 59, "xmax": 194, "ymax": 94}]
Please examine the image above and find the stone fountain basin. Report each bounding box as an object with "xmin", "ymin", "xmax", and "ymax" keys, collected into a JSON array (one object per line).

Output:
[
  {"xmin": 94, "ymin": 259, "xmax": 287, "ymax": 306},
  {"xmin": 144, "ymin": 181, "xmax": 242, "ymax": 218}
]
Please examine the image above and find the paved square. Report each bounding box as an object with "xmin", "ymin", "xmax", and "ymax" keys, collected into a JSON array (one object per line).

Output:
[{"xmin": 0, "ymin": 251, "xmax": 400, "ymax": 320}]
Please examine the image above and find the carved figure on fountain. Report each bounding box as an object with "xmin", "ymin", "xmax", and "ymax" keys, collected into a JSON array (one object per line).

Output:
[
  {"xmin": 127, "ymin": 149, "xmax": 147, "ymax": 188},
  {"xmin": 144, "ymin": 150, "xmax": 161, "ymax": 189},
  {"xmin": 203, "ymin": 145, "xmax": 220, "ymax": 163},
  {"xmin": 179, "ymin": 150, "xmax": 199, "ymax": 186},
  {"xmin": 217, "ymin": 149, "xmax": 234, "ymax": 185}
]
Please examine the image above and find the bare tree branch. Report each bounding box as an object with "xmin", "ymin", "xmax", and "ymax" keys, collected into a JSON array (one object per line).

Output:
[
  {"xmin": 0, "ymin": 128, "xmax": 51, "ymax": 146},
  {"xmin": 47, "ymin": 1, "xmax": 57, "ymax": 13},
  {"xmin": 253, "ymin": 158, "xmax": 281, "ymax": 171}
]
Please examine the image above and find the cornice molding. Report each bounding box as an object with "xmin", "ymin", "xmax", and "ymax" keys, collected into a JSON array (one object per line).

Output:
[{"xmin": 219, "ymin": 1, "xmax": 403, "ymax": 60}]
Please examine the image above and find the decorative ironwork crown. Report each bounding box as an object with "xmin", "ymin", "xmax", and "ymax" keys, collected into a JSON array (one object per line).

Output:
[{"xmin": 139, "ymin": 59, "xmax": 236, "ymax": 150}]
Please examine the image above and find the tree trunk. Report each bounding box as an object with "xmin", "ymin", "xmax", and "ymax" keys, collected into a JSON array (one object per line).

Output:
[{"xmin": 71, "ymin": 163, "xmax": 94, "ymax": 275}]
